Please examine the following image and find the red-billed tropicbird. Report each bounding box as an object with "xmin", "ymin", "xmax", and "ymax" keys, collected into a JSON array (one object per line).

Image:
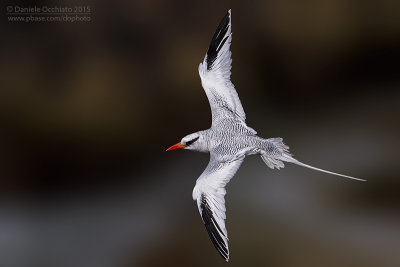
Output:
[{"xmin": 166, "ymin": 9, "xmax": 365, "ymax": 261}]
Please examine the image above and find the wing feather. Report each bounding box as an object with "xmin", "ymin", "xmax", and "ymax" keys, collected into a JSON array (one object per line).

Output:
[
  {"xmin": 199, "ymin": 10, "xmax": 247, "ymax": 125},
  {"xmin": 192, "ymin": 155, "xmax": 244, "ymax": 261}
]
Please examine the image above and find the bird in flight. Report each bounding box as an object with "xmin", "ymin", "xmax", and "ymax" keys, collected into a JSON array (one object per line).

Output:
[{"xmin": 166, "ymin": 9, "xmax": 365, "ymax": 261}]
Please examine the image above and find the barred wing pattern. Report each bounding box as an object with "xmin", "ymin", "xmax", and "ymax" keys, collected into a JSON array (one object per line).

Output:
[{"xmin": 198, "ymin": 10, "xmax": 248, "ymax": 126}]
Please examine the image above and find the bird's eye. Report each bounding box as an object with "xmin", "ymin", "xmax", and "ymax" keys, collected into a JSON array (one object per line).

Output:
[{"xmin": 186, "ymin": 136, "xmax": 199, "ymax": 146}]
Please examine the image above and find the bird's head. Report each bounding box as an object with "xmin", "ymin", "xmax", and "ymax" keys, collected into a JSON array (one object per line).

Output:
[{"xmin": 166, "ymin": 132, "xmax": 208, "ymax": 152}]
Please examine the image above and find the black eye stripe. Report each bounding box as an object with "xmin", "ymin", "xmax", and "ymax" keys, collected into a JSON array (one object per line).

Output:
[{"xmin": 186, "ymin": 136, "xmax": 199, "ymax": 146}]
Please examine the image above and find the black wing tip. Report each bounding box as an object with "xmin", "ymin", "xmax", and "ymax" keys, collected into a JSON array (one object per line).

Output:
[
  {"xmin": 200, "ymin": 194, "xmax": 229, "ymax": 261},
  {"xmin": 206, "ymin": 10, "xmax": 232, "ymax": 70}
]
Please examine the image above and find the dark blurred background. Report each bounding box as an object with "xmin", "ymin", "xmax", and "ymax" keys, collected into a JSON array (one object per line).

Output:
[{"xmin": 1, "ymin": 0, "xmax": 399, "ymax": 266}]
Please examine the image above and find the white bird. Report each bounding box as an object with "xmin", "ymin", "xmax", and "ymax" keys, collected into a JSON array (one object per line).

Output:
[{"xmin": 166, "ymin": 10, "xmax": 365, "ymax": 261}]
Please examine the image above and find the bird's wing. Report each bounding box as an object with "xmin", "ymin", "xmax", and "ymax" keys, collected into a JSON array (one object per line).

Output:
[
  {"xmin": 198, "ymin": 10, "xmax": 247, "ymax": 126},
  {"xmin": 192, "ymin": 154, "xmax": 244, "ymax": 261}
]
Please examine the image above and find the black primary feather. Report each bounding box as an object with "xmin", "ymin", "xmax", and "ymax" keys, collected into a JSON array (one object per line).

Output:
[
  {"xmin": 200, "ymin": 194, "xmax": 229, "ymax": 261},
  {"xmin": 206, "ymin": 10, "xmax": 231, "ymax": 71}
]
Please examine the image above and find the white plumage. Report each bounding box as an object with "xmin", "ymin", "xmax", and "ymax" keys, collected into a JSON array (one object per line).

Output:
[{"xmin": 166, "ymin": 9, "xmax": 365, "ymax": 261}]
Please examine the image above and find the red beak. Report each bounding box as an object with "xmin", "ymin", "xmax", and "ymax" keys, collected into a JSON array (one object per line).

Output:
[{"xmin": 166, "ymin": 142, "xmax": 186, "ymax": 151}]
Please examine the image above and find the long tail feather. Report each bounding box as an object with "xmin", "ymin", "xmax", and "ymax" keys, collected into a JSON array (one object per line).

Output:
[
  {"xmin": 283, "ymin": 155, "xmax": 366, "ymax": 182},
  {"xmin": 262, "ymin": 138, "xmax": 366, "ymax": 182}
]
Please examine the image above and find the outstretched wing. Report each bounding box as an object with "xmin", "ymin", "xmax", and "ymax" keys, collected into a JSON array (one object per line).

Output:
[
  {"xmin": 192, "ymin": 154, "xmax": 244, "ymax": 261},
  {"xmin": 199, "ymin": 10, "xmax": 247, "ymax": 125}
]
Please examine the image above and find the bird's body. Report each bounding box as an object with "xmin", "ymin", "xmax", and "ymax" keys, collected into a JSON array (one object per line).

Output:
[
  {"xmin": 196, "ymin": 120, "xmax": 282, "ymax": 164},
  {"xmin": 203, "ymin": 120, "xmax": 257, "ymax": 156},
  {"xmin": 166, "ymin": 10, "xmax": 365, "ymax": 261}
]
